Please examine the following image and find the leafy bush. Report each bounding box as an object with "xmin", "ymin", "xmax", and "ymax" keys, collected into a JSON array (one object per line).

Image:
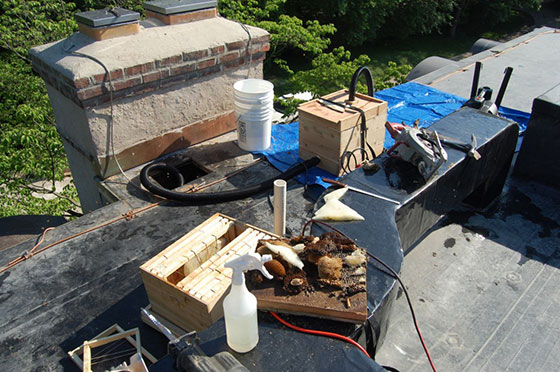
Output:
[
  {"xmin": 219, "ymin": 0, "xmax": 336, "ymax": 74},
  {"xmin": 0, "ymin": 0, "xmax": 536, "ymax": 218},
  {"xmin": 0, "ymin": 1, "xmax": 80, "ymax": 217},
  {"xmin": 290, "ymin": 47, "xmax": 371, "ymax": 96}
]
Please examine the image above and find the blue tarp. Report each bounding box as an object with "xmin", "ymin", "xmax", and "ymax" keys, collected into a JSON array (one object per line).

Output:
[{"xmin": 254, "ymin": 82, "xmax": 530, "ymax": 187}]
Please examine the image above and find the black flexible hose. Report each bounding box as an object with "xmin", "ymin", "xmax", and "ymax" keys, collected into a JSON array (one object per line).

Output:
[
  {"xmin": 348, "ymin": 66, "xmax": 374, "ymax": 102},
  {"xmin": 140, "ymin": 157, "xmax": 320, "ymax": 204}
]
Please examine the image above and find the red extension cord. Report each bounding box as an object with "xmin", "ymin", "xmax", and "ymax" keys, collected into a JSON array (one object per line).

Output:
[{"xmin": 269, "ymin": 311, "xmax": 370, "ymax": 358}]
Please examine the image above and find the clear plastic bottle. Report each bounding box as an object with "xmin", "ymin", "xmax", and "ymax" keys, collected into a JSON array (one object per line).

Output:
[{"xmin": 223, "ymin": 252, "xmax": 272, "ymax": 353}]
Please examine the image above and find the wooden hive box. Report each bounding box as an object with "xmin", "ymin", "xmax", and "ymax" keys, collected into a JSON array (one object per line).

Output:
[
  {"xmin": 139, "ymin": 213, "xmax": 277, "ymax": 331},
  {"xmin": 298, "ymin": 89, "xmax": 387, "ymax": 176}
]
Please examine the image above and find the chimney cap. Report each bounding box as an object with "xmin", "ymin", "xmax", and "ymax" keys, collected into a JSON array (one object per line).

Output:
[
  {"xmin": 75, "ymin": 7, "xmax": 140, "ymax": 27},
  {"xmin": 144, "ymin": 0, "xmax": 217, "ymax": 15}
]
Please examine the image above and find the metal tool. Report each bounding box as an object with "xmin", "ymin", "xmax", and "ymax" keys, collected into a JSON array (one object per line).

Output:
[
  {"xmin": 427, "ymin": 133, "xmax": 482, "ymax": 160},
  {"xmin": 322, "ymin": 178, "xmax": 400, "ymax": 205},
  {"xmin": 141, "ymin": 309, "xmax": 249, "ymax": 372},
  {"xmin": 385, "ymin": 121, "xmax": 448, "ymax": 180},
  {"xmin": 463, "ymin": 61, "xmax": 514, "ymax": 115}
]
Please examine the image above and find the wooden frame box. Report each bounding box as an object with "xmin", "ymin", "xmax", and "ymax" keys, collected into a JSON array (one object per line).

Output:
[
  {"xmin": 139, "ymin": 213, "xmax": 277, "ymax": 331},
  {"xmin": 298, "ymin": 89, "xmax": 387, "ymax": 176}
]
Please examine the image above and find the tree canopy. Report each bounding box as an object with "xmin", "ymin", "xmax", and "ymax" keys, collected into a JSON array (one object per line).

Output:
[{"xmin": 0, "ymin": 0, "xmax": 542, "ymax": 217}]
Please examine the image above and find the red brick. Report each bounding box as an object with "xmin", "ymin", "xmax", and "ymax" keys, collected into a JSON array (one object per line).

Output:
[
  {"xmin": 142, "ymin": 70, "xmax": 161, "ymax": 83},
  {"xmin": 95, "ymin": 93, "xmax": 111, "ymax": 106},
  {"xmin": 77, "ymin": 85, "xmax": 103, "ymax": 101},
  {"xmin": 110, "ymin": 69, "xmax": 124, "ymax": 80},
  {"xmin": 160, "ymin": 68, "xmax": 170, "ymax": 79},
  {"xmin": 226, "ymin": 40, "xmax": 247, "ymax": 51},
  {"xmin": 60, "ymin": 74, "xmax": 74, "ymax": 86},
  {"xmin": 92, "ymin": 69, "xmax": 125, "ymax": 84},
  {"xmin": 259, "ymin": 42, "xmax": 270, "ymax": 52},
  {"xmin": 73, "ymin": 77, "xmax": 91, "ymax": 89},
  {"xmin": 223, "ymin": 56, "xmax": 246, "ymax": 70},
  {"xmin": 160, "ymin": 74, "xmax": 188, "ymax": 89},
  {"xmin": 250, "ymin": 52, "xmax": 266, "ymax": 62},
  {"xmin": 210, "ymin": 45, "xmax": 225, "ymax": 55},
  {"xmin": 198, "ymin": 64, "xmax": 221, "ymax": 77},
  {"xmin": 59, "ymin": 82, "xmax": 77, "ymax": 100},
  {"xmin": 253, "ymin": 35, "xmax": 270, "ymax": 44},
  {"xmin": 132, "ymin": 81, "xmax": 159, "ymax": 95},
  {"xmin": 245, "ymin": 43, "xmax": 271, "ymax": 56},
  {"xmin": 42, "ymin": 73, "xmax": 58, "ymax": 90},
  {"xmin": 197, "ymin": 58, "xmax": 216, "ymax": 70},
  {"xmin": 253, "ymin": 53, "xmax": 266, "ymax": 63},
  {"xmin": 112, "ymin": 76, "xmax": 142, "ymax": 91},
  {"xmin": 156, "ymin": 55, "xmax": 182, "ymax": 68},
  {"xmin": 183, "ymin": 49, "xmax": 208, "ymax": 61},
  {"xmin": 96, "ymin": 88, "xmax": 128, "ymax": 104},
  {"xmin": 92, "ymin": 73, "xmax": 107, "ymax": 84},
  {"xmin": 220, "ymin": 51, "xmax": 239, "ymax": 63},
  {"xmin": 81, "ymin": 97, "xmax": 97, "ymax": 109},
  {"xmin": 170, "ymin": 62, "xmax": 196, "ymax": 77},
  {"xmin": 125, "ymin": 62, "xmax": 154, "ymax": 77}
]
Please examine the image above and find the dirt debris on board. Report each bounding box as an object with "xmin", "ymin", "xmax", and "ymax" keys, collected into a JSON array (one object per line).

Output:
[{"xmin": 248, "ymin": 231, "xmax": 367, "ymax": 307}]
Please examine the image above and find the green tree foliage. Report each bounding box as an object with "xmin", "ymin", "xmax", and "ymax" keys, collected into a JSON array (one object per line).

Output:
[
  {"xmin": 286, "ymin": 0, "xmax": 543, "ymax": 45},
  {"xmin": 379, "ymin": 0, "xmax": 455, "ymax": 40},
  {"xmin": 0, "ymin": 0, "xmax": 539, "ymax": 218},
  {"xmin": 290, "ymin": 47, "xmax": 372, "ymax": 96},
  {"xmin": 452, "ymin": 0, "xmax": 542, "ymax": 34},
  {"xmin": 0, "ymin": 1, "xmax": 80, "ymax": 217},
  {"xmin": 285, "ymin": 0, "xmax": 397, "ymax": 46},
  {"xmin": 219, "ymin": 0, "xmax": 382, "ymax": 97},
  {"xmin": 219, "ymin": 0, "xmax": 336, "ymax": 74}
]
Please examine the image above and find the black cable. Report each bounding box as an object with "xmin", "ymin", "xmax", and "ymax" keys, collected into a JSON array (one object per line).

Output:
[
  {"xmin": 348, "ymin": 66, "xmax": 375, "ymax": 102},
  {"xmin": 140, "ymin": 157, "xmax": 320, "ymax": 204},
  {"xmin": 300, "ymin": 219, "xmax": 437, "ymax": 372},
  {"xmin": 382, "ymin": 366, "xmax": 401, "ymax": 372},
  {"xmin": 321, "ymin": 94, "xmax": 378, "ymax": 175}
]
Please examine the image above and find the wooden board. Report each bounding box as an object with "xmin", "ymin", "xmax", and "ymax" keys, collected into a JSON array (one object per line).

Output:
[
  {"xmin": 249, "ymin": 238, "xmax": 369, "ymax": 324},
  {"xmin": 67, "ymin": 324, "xmax": 156, "ymax": 371},
  {"xmin": 139, "ymin": 213, "xmax": 278, "ymax": 331},
  {"xmin": 252, "ymin": 281, "xmax": 367, "ymax": 323},
  {"xmin": 298, "ymin": 89, "xmax": 387, "ymax": 176}
]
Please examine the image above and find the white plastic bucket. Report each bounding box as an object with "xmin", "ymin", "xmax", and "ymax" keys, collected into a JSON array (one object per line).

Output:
[
  {"xmin": 234, "ymin": 101, "xmax": 273, "ymax": 116},
  {"xmin": 233, "ymin": 79, "xmax": 274, "ymax": 151}
]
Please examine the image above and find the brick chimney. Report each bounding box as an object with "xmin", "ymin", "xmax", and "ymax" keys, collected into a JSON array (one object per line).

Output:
[{"xmin": 29, "ymin": 15, "xmax": 269, "ymax": 212}]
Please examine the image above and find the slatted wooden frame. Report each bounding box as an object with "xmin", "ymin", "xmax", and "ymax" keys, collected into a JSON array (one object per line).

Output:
[
  {"xmin": 140, "ymin": 213, "xmax": 278, "ymax": 331},
  {"xmin": 67, "ymin": 324, "xmax": 157, "ymax": 371},
  {"xmin": 298, "ymin": 89, "xmax": 388, "ymax": 176}
]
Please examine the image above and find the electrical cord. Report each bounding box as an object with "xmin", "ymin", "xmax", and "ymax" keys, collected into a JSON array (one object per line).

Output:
[
  {"xmin": 139, "ymin": 156, "xmax": 320, "ymax": 204},
  {"xmin": 300, "ymin": 219, "xmax": 437, "ymax": 372},
  {"xmin": 237, "ymin": 21, "xmax": 253, "ymax": 79},
  {"xmin": 269, "ymin": 311, "xmax": 371, "ymax": 359},
  {"xmin": 319, "ymin": 96, "xmax": 377, "ymax": 176},
  {"xmin": 365, "ymin": 252, "xmax": 437, "ymax": 372},
  {"xmin": 0, "ymin": 227, "xmax": 56, "ymax": 274},
  {"xmin": 60, "ymin": 1, "xmax": 143, "ymax": 192},
  {"xmin": 0, "ymin": 158, "xmax": 267, "ymax": 274},
  {"xmin": 348, "ymin": 66, "xmax": 374, "ymax": 102}
]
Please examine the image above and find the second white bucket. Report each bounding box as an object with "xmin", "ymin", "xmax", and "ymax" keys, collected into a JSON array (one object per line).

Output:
[{"xmin": 233, "ymin": 79, "xmax": 274, "ymax": 151}]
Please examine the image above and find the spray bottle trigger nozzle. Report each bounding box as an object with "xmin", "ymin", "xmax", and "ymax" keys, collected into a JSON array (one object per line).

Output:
[{"xmin": 225, "ymin": 252, "xmax": 273, "ymax": 281}]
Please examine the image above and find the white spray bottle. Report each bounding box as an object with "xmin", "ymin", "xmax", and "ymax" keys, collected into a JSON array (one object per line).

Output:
[{"xmin": 223, "ymin": 252, "xmax": 273, "ymax": 353}]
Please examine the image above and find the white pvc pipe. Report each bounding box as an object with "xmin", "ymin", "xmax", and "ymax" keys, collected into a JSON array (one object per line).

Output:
[{"xmin": 273, "ymin": 179, "xmax": 287, "ymax": 236}]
